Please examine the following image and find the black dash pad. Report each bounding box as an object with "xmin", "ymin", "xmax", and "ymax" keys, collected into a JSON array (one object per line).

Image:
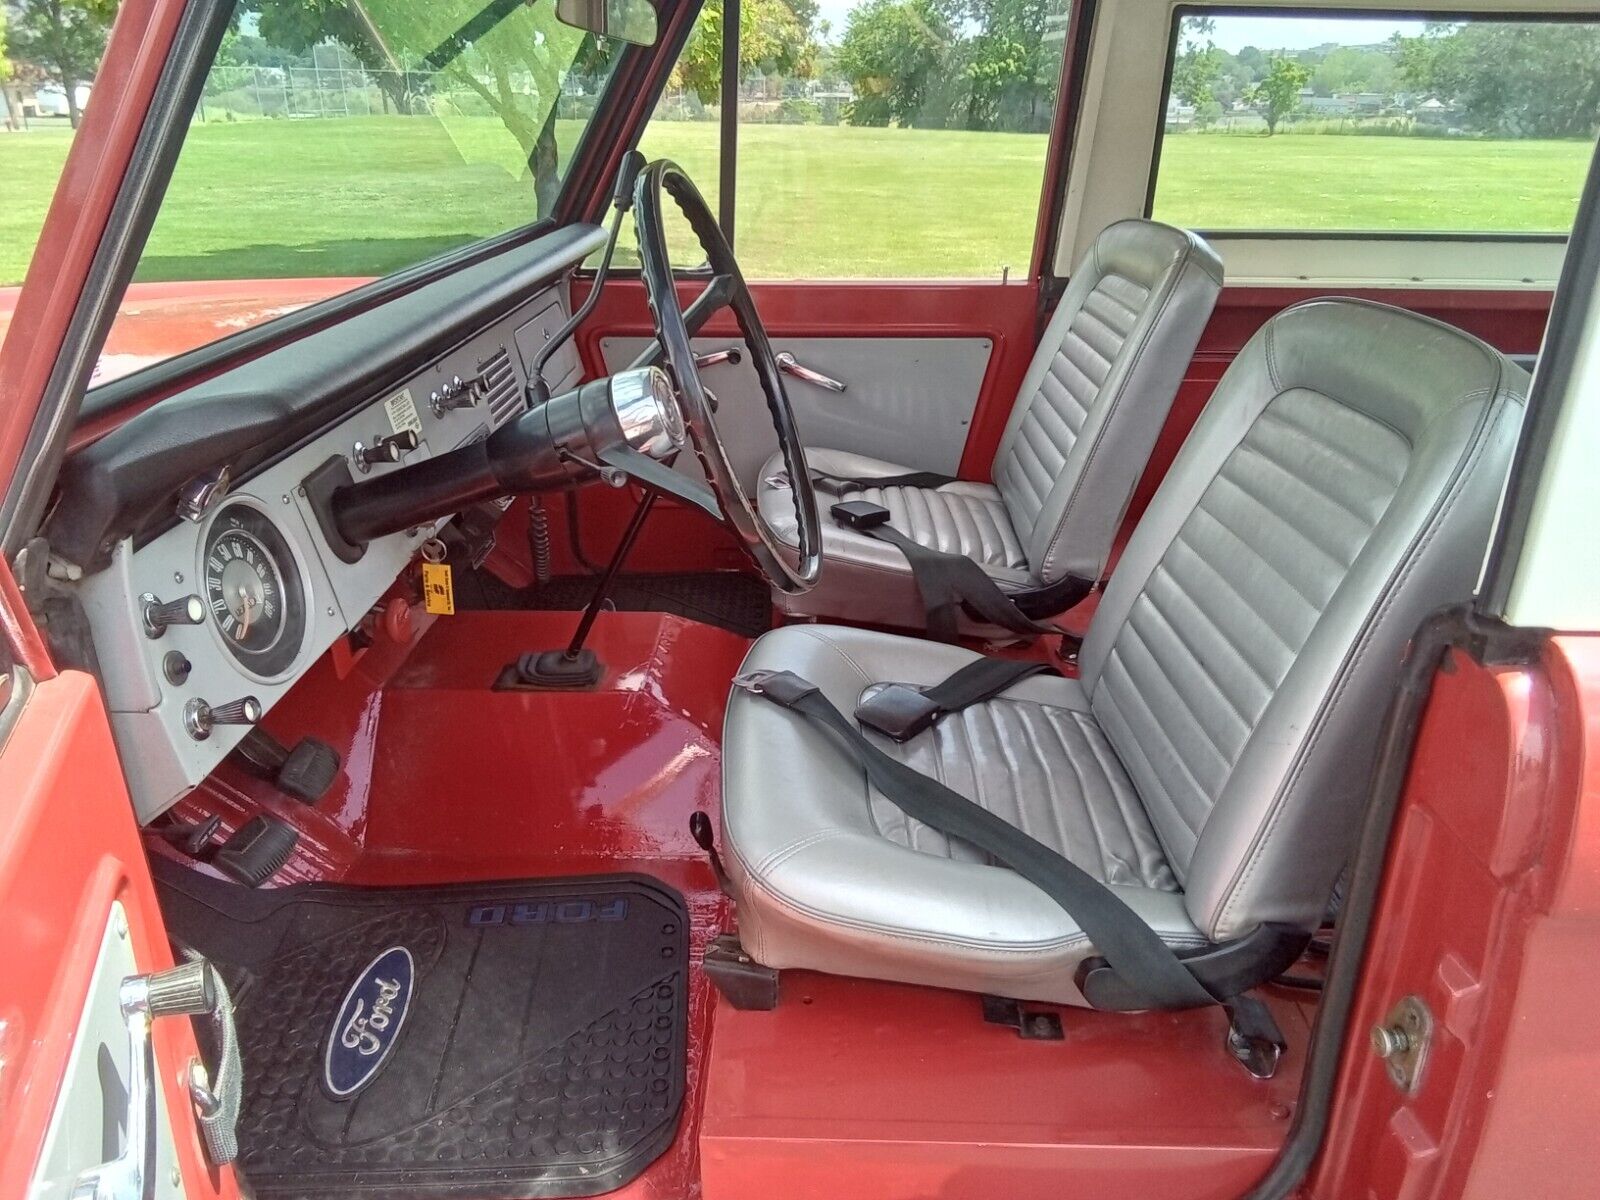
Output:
[{"xmin": 155, "ymin": 861, "xmax": 688, "ymax": 1199}]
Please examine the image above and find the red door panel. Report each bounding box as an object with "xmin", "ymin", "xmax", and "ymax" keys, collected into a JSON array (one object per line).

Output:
[
  {"xmin": 0, "ymin": 562, "xmax": 236, "ymax": 1198},
  {"xmin": 485, "ymin": 277, "xmax": 1047, "ymax": 584},
  {"xmin": 1307, "ymin": 635, "xmax": 1599, "ymax": 1200}
]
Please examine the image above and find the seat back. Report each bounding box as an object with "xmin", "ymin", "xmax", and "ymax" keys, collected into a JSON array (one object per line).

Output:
[
  {"xmin": 992, "ymin": 219, "xmax": 1223, "ymax": 585},
  {"xmin": 1078, "ymin": 299, "xmax": 1528, "ymax": 942}
]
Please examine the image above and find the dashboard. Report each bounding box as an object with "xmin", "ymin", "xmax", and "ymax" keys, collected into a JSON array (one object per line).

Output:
[{"xmin": 60, "ymin": 227, "xmax": 598, "ymax": 822}]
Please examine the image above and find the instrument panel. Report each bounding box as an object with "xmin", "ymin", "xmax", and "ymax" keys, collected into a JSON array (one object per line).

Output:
[
  {"xmin": 201, "ymin": 500, "xmax": 307, "ymax": 677},
  {"xmin": 81, "ymin": 284, "xmax": 582, "ymax": 822}
]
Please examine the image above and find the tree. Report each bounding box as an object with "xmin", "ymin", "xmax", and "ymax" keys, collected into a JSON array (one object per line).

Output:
[
  {"xmin": 1397, "ymin": 22, "xmax": 1600, "ymax": 138},
  {"xmin": 947, "ymin": 0, "xmax": 1061, "ymax": 132},
  {"xmin": 247, "ymin": 1, "xmax": 598, "ymax": 217},
  {"xmin": 836, "ymin": 0, "xmax": 950, "ymax": 127},
  {"xmin": 1247, "ymin": 53, "xmax": 1309, "ymax": 134},
  {"xmin": 1171, "ymin": 14, "xmax": 1222, "ymax": 112},
  {"xmin": 250, "ymin": 1, "xmax": 429, "ymax": 116},
  {"xmin": 6, "ymin": 0, "xmax": 118, "ymax": 128},
  {"xmin": 1308, "ymin": 45, "xmax": 1396, "ymax": 98},
  {"xmin": 672, "ymin": 0, "xmax": 816, "ymax": 104}
]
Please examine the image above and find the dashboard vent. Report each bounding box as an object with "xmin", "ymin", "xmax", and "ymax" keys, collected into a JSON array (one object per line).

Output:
[{"xmin": 479, "ymin": 349, "xmax": 523, "ymax": 428}]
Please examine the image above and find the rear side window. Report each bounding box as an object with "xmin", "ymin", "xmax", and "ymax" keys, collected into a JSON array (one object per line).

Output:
[{"xmin": 1149, "ymin": 9, "xmax": 1599, "ymax": 236}]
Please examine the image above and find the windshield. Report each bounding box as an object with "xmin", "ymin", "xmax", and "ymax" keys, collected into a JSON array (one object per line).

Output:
[{"xmin": 76, "ymin": 0, "xmax": 635, "ymax": 386}]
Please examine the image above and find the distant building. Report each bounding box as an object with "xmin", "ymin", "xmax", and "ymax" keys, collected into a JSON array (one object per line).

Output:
[{"xmin": 1412, "ymin": 96, "xmax": 1456, "ymax": 126}]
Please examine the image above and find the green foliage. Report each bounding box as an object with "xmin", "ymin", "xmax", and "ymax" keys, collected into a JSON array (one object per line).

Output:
[
  {"xmin": 1396, "ymin": 22, "xmax": 1600, "ymax": 138},
  {"xmin": 836, "ymin": 0, "xmax": 950, "ymax": 128},
  {"xmin": 1307, "ymin": 45, "xmax": 1395, "ymax": 98},
  {"xmin": 243, "ymin": 1, "xmax": 607, "ymax": 215},
  {"xmin": 674, "ymin": 0, "xmax": 816, "ymax": 104},
  {"xmin": 837, "ymin": 0, "xmax": 1062, "ymax": 132},
  {"xmin": 1, "ymin": 9, "xmax": 12, "ymax": 84},
  {"xmin": 946, "ymin": 0, "xmax": 1062, "ymax": 131},
  {"xmin": 1247, "ymin": 54, "xmax": 1311, "ymax": 135},
  {"xmin": 774, "ymin": 96, "xmax": 821, "ymax": 124},
  {"xmin": 1171, "ymin": 16, "xmax": 1223, "ymax": 110},
  {"xmin": 6, "ymin": 0, "xmax": 118, "ymax": 126}
]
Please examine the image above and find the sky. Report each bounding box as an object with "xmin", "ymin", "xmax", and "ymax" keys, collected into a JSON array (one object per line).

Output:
[{"xmin": 808, "ymin": 2, "xmax": 1430, "ymax": 50}]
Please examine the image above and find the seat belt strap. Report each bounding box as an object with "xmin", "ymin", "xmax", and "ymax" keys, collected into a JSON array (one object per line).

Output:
[
  {"xmin": 812, "ymin": 469, "xmax": 957, "ymax": 495},
  {"xmin": 855, "ymin": 656, "xmax": 1052, "ymax": 742},
  {"xmin": 732, "ymin": 668, "xmax": 1286, "ymax": 1075},
  {"xmin": 831, "ymin": 500, "xmax": 1056, "ymax": 643}
]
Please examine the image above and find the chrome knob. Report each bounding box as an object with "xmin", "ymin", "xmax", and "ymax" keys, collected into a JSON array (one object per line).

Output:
[
  {"xmin": 145, "ymin": 959, "xmax": 218, "ymax": 1018},
  {"xmin": 184, "ymin": 696, "xmax": 262, "ymax": 741},
  {"xmin": 141, "ymin": 592, "xmax": 204, "ymax": 639},
  {"xmin": 430, "ymin": 373, "xmax": 479, "ymax": 417},
  {"xmin": 353, "ymin": 429, "xmax": 420, "ymax": 472}
]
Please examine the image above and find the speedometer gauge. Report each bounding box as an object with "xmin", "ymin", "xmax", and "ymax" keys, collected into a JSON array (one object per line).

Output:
[{"xmin": 202, "ymin": 502, "xmax": 306, "ymax": 677}]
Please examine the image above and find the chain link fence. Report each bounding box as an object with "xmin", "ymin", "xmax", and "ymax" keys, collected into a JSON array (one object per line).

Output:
[{"xmin": 193, "ymin": 64, "xmax": 603, "ymax": 123}]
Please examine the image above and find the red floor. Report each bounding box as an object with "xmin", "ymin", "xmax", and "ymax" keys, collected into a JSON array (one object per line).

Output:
[{"xmin": 171, "ymin": 607, "xmax": 1305, "ymax": 1200}]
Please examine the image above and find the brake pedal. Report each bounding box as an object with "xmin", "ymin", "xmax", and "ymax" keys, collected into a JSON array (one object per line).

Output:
[{"xmin": 213, "ymin": 816, "xmax": 297, "ymax": 887}]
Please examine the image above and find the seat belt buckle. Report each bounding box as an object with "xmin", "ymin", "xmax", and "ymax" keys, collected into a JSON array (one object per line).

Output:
[
  {"xmin": 855, "ymin": 683, "xmax": 943, "ymax": 742},
  {"xmin": 732, "ymin": 670, "xmax": 819, "ymax": 708},
  {"xmin": 831, "ymin": 500, "xmax": 891, "ymax": 530}
]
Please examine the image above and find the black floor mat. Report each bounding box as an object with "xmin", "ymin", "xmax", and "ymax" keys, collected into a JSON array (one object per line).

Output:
[
  {"xmin": 156, "ymin": 863, "xmax": 688, "ymax": 1199},
  {"xmin": 461, "ymin": 569, "xmax": 772, "ymax": 639}
]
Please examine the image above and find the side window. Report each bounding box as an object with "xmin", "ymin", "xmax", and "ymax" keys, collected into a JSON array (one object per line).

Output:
[
  {"xmin": 1, "ymin": 0, "xmax": 118, "ymax": 350},
  {"xmin": 635, "ymin": 0, "xmax": 1074, "ymax": 278},
  {"xmin": 1150, "ymin": 10, "xmax": 1599, "ymax": 236}
]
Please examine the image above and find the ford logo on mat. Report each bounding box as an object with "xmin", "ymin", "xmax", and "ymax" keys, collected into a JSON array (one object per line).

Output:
[{"xmin": 324, "ymin": 946, "xmax": 414, "ymax": 1098}]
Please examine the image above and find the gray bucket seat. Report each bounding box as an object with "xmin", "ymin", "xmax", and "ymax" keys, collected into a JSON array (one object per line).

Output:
[
  {"xmin": 760, "ymin": 219, "xmax": 1224, "ymax": 631},
  {"xmin": 723, "ymin": 298, "xmax": 1527, "ymax": 1004}
]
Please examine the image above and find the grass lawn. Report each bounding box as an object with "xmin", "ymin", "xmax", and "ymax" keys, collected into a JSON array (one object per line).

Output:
[{"xmin": 1, "ymin": 117, "xmax": 1590, "ymax": 287}]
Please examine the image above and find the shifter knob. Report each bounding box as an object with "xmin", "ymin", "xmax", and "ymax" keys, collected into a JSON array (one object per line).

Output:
[
  {"xmin": 184, "ymin": 695, "xmax": 262, "ymax": 741},
  {"xmin": 142, "ymin": 592, "xmax": 205, "ymax": 639}
]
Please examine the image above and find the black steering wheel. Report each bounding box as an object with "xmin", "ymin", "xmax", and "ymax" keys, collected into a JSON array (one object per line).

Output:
[{"xmin": 632, "ymin": 160, "xmax": 821, "ymax": 595}]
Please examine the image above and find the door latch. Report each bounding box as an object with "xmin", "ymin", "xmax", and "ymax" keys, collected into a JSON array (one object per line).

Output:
[{"xmin": 1371, "ymin": 994, "xmax": 1433, "ymax": 1094}]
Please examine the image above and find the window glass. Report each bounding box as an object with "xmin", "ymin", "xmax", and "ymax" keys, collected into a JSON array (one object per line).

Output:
[
  {"xmin": 634, "ymin": 0, "xmax": 1072, "ymax": 278},
  {"xmin": 1150, "ymin": 11, "xmax": 1598, "ymax": 235},
  {"xmin": 632, "ymin": 5, "xmax": 724, "ymax": 269},
  {"xmin": 1, "ymin": 0, "xmax": 117, "ymax": 358},
  {"xmin": 84, "ymin": 0, "xmax": 631, "ymax": 385}
]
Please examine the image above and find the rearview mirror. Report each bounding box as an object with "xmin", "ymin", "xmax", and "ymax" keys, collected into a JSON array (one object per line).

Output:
[{"xmin": 556, "ymin": 0, "xmax": 658, "ymax": 46}]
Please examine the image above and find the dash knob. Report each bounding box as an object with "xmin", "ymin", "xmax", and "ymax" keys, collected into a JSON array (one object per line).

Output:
[
  {"xmin": 141, "ymin": 592, "xmax": 205, "ymax": 639},
  {"xmin": 353, "ymin": 429, "xmax": 420, "ymax": 473},
  {"xmin": 184, "ymin": 695, "xmax": 262, "ymax": 741}
]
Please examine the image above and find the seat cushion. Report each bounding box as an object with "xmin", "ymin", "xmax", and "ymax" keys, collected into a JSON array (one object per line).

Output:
[
  {"xmin": 723, "ymin": 624, "xmax": 1206, "ymax": 1005},
  {"xmin": 758, "ymin": 448, "xmax": 1035, "ymax": 631}
]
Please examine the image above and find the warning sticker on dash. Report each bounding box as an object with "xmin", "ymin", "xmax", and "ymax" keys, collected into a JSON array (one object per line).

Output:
[
  {"xmin": 422, "ymin": 562, "xmax": 455, "ymax": 615},
  {"xmin": 385, "ymin": 388, "xmax": 423, "ymax": 437}
]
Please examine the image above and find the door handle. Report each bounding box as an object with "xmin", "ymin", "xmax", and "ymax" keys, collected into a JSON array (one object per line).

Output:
[
  {"xmin": 694, "ymin": 348, "xmax": 742, "ymax": 369},
  {"xmin": 72, "ymin": 960, "xmax": 219, "ymax": 1200},
  {"xmin": 776, "ymin": 352, "xmax": 847, "ymax": 393}
]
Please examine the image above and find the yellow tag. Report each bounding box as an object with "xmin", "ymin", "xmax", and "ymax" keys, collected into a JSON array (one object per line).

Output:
[{"xmin": 422, "ymin": 562, "xmax": 455, "ymax": 615}]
